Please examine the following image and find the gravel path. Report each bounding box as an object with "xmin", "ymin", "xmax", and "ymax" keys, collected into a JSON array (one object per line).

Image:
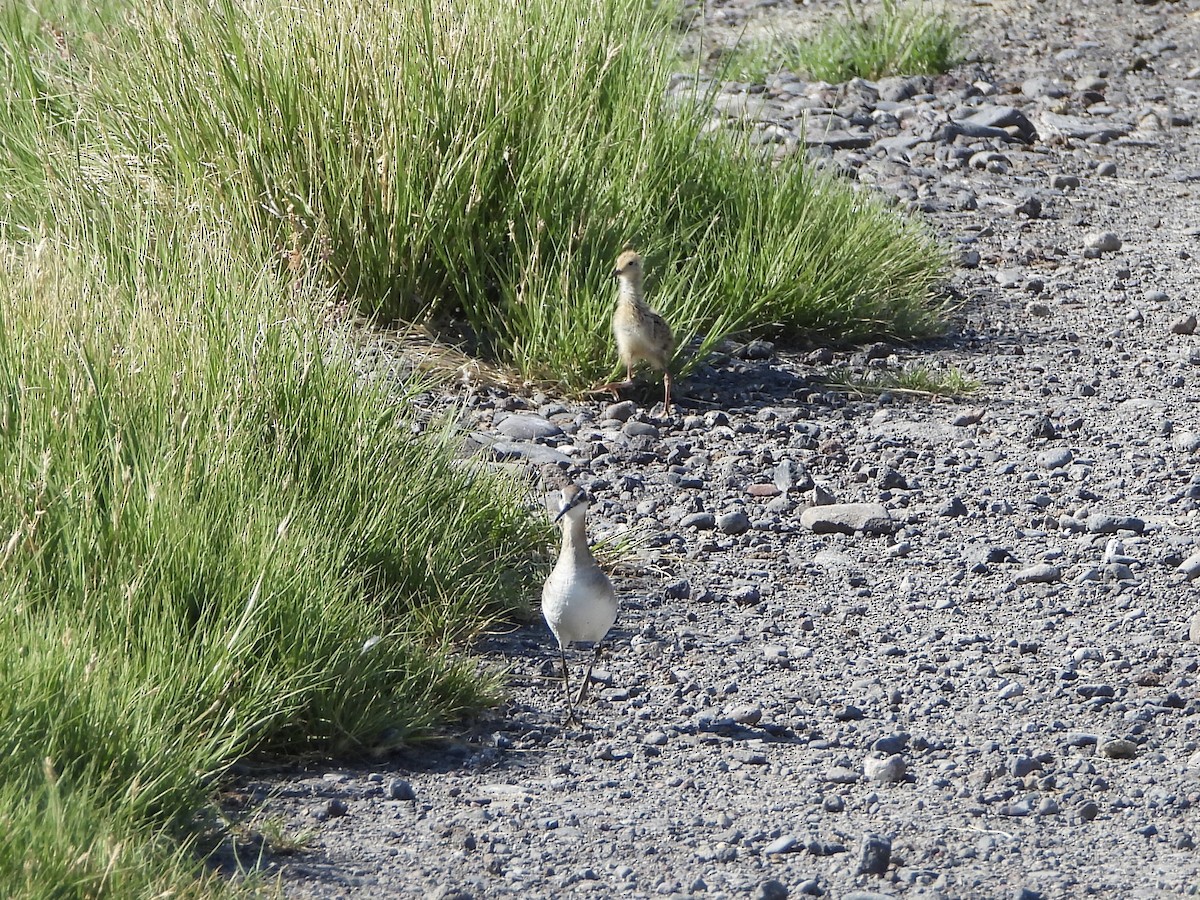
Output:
[{"xmin": 228, "ymin": 1, "xmax": 1200, "ymax": 897}]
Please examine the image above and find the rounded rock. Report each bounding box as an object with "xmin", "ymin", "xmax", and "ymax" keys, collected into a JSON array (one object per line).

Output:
[
  {"xmin": 717, "ymin": 510, "xmax": 752, "ymax": 535},
  {"xmin": 1084, "ymin": 231, "xmax": 1122, "ymax": 253}
]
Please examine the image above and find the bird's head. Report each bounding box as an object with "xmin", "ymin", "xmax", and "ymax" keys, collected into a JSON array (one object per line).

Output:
[
  {"xmin": 554, "ymin": 484, "xmax": 592, "ymax": 523},
  {"xmin": 613, "ymin": 248, "xmax": 643, "ymax": 283}
]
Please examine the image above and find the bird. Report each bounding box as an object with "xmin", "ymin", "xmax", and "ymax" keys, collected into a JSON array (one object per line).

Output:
[
  {"xmin": 540, "ymin": 484, "xmax": 618, "ymax": 726},
  {"xmin": 595, "ymin": 248, "xmax": 675, "ymax": 412}
]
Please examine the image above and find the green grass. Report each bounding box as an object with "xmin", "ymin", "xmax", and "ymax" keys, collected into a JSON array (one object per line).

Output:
[
  {"xmin": 0, "ymin": 222, "xmax": 545, "ymax": 894},
  {"xmin": 0, "ymin": 0, "xmax": 951, "ymax": 894},
  {"xmin": 4, "ymin": 0, "xmax": 946, "ymax": 393},
  {"xmin": 825, "ymin": 363, "xmax": 981, "ymax": 398},
  {"xmin": 725, "ymin": 0, "xmax": 961, "ymax": 84}
]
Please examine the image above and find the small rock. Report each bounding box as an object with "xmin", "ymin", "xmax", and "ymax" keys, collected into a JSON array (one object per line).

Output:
[
  {"xmin": 1172, "ymin": 432, "xmax": 1200, "ymax": 454},
  {"xmin": 728, "ymin": 705, "xmax": 763, "ymax": 726},
  {"xmin": 1179, "ymin": 551, "xmax": 1200, "ymax": 580},
  {"xmin": 799, "ymin": 502, "xmax": 896, "ymax": 535},
  {"xmin": 387, "ymin": 778, "xmax": 416, "ymax": 801},
  {"xmin": 857, "ymin": 833, "xmax": 892, "ymax": 875},
  {"xmin": 1099, "ymin": 738, "xmax": 1137, "ymax": 760},
  {"xmin": 681, "ymin": 512, "xmax": 717, "ymax": 530},
  {"xmin": 938, "ymin": 496, "xmax": 969, "ymax": 518},
  {"xmin": 864, "ymin": 754, "xmax": 907, "ymax": 783},
  {"xmin": 764, "ymin": 835, "xmax": 800, "ymax": 855},
  {"xmin": 1015, "ymin": 196, "xmax": 1042, "ymax": 218},
  {"xmin": 1190, "ymin": 611, "xmax": 1200, "ymax": 644},
  {"xmin": 1171, "ymin": 314, "xmax": 1198, "ymax": 335},
  {"xmin": 951, "ymin": 407, "xmax": 985, "ymax": 426},
  {"xmin": 1084, "ymin": 231, "xmax": 1122, "ymax": 254},
  {"xmin": 1037, "ymin": 447, "xmax": 1074, "ymax": 470},
  {"xmin": 603, "ymin": 400, "xmax": 637, "ymax": 422},
  {"xmin": 1010, "ymin": 756, "xmax": 1041, "ymax": 778},
  {"xmin": 315, "ymin": 798, "xmax": 348, "ymax": 819},
  {"xmin": 717, "ymin": 510, "xmax": 752, "ymax": 535},
  {"xmin": 622, "ymin": 420, "xmax": 659, "ymax": 439},
  {"xmin": 1013, "ymin": 563, "xmax": 1062, "ymax": 584},
  {"xmin": 1077, "ymin": 800, "xmax": 1100, "ymax": 822},
  {"xmin": 997, "ymin": 681, "xmax": 1025, "ymax": 700},
  {"xmin": 496, "ymin": 414, "xmax": 562, "ymax": 441},
  {"xmin": 871, "ymin": 733, "xmax": 909, "ymax": 754},
  {"xmin": 754, "ymin": 880, "xmax": 790, "ymax": 900}
]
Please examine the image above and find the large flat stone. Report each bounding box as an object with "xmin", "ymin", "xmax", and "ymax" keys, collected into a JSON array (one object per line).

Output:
[{"xmin": 800, "ymin": 503, "xmax": 897, "ymax": 535}]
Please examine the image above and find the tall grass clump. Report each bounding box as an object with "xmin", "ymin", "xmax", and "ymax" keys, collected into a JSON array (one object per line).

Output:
[
  {"xmin": 0, "ymin": 211, "xmax": 544, "ymax": 893},
  {"xmin": 5, "ymin": 0, "xmax": 945, "ymax": 394},
  {"xmin": 789, "ymin": 0, "xmax": 961, "ymax": 83}
]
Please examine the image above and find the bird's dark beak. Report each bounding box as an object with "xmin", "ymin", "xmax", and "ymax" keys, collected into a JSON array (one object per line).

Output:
[
  {"xmin": 554, "ymin": 489, "xmax": 590, "ymax": 523},
  {"xmin": 611, "ymin": 268, "xmax": 620, "ymax": 279}
]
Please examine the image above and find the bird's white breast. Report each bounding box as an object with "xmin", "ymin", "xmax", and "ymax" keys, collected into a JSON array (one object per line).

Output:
[{"xmin": 541, "ymin": 553, "xmax": 617, "ymax": 647}]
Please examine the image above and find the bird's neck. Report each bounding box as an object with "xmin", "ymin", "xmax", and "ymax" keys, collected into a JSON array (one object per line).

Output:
[
  {"xmin": 617, "ymin": 275, "xmax": 645, "ymax": 309},
  {"xmin": 558, "ymin": 514, "xmax": 592, "ymax": 560}
]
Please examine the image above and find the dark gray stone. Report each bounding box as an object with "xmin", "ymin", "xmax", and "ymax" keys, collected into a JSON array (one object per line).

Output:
[
  {"xmin": 856, "ymin": 833, "xmax": 892, "ymax": 875},
  {"xmin": 799, "ymin": 503, "xmax": 896, "ymax": 535}
]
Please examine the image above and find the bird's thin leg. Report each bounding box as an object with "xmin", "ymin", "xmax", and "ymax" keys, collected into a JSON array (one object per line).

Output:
[
  {"xmin": 576, "ymin": 643, "xmax": 603, "ymax": 705},
  {"xmin": 663, "ymin": 370, "xmax": 673, "ymax": 413},
  {"xmin": 560, "ymin": 645, "xmax": 580, "ymax": 726}
]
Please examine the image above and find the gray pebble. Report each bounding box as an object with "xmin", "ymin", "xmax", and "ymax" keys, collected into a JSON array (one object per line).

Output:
[
  {"xmin": 387, "ymin": 778, "xmax": 416, "ymax": 801},
  {"xmin": 764, "ymin": 835, "xmax": 800, "ymax": 855},
  {"xmin": 753, "ymin": 880, "xmax": 790, "ymax": 900},
  {"xmin": 1180, "ymin": 551, "xmax": 1200, "ymax": 580},
  {"xmin": 799, "ymin": 502, "xmax": 896, "ymax": 535},
  {"xmin": 864, "ymin": 754, "xmax": 907, "ymax": 783},
  {"xmin": 872, "ymin": 733, "xmax": 910, "ymax": 754},
  {"xmin": 1014, "ymin": 563, "xmax": 1062, "ymax": 584},
  {"xmin": 717, "ymin": 510, "xmax": 752, "ymax": 535},
  {"xmin": 495, "ymin": 414, "xmax": 562, "ymax": 441},
  {"xmin": 603, "ymin": 400, "xmax": 637, "ymax": 421},
  {"xmin": 1037, "ymin": 447, "xmax": 1074, "ymax": 470},
  {"xmin": 1084, "ymin": 231, "xmax": 1122, "ymax": 253},
  {"xmin": 727, "ymin": 704, "xmax": 763, "ymax": 725},
  {"xmin": 1099, "ymin": 738, "xmax": 1137, "ymax": 759},
  {"xmin": 1086, "ymin": 514, "xmax": 1144, "ymax": 535},
  {"xmin": 1170, "ymin": 314, "xmax": 1197, "ymax": 335},
  {"xmin": 857, "ymin": 833, "xmax": 892, "ymax": 875},
  {"xmin": 622, "ymin": 420, "xmax": 659, "ymax": 439},
  {"xmin": 1172, "ymin": 431, "xmax": 1200, "ymax": 454},
  {"xmin": 681, "ymin": 512, "xmax": 716, "ymax": 530}
]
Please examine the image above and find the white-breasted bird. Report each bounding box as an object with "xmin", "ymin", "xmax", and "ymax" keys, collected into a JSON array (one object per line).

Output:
[
  {"xmin": 541, "ymin": 484, "xmax": 618, "ymax": 725},
  {"xmin": 596, "ymin": 248, "xmax": 675, "ymax": 412}
]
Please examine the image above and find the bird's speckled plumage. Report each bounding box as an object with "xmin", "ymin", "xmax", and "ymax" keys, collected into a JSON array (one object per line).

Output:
[{"xmin": 606, "ymin": 249, "xmax": 675, "ymax": 411}]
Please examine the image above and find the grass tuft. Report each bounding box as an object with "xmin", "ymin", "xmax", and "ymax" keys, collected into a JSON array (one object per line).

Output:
[
  {"xmin": 0, "ymin": 226, "xmax": 546, "ymax": 894},
  {"xmin": 824, "ymin": 363, "xmax": 981, "ymax": 398},
  {"xmin": 726, "ymin": 0, "xmax": 962, "ymax": 84}
]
